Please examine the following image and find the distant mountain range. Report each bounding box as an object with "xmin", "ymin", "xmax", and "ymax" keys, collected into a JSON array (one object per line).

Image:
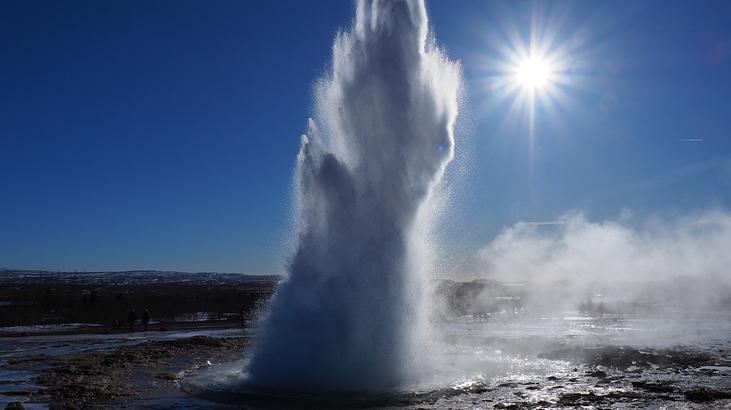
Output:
[{"xmin": 0, "ymin": 269, "xmax": 282, "ymax": 286}]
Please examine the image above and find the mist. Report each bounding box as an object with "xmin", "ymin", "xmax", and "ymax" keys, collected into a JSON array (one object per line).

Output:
[{"xmin": 474, "ymin": 209, "xmax": 731, "ymax": 318}]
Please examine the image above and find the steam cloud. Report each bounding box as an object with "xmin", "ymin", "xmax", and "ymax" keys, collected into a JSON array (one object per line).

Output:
[
  {"xmin": 247, "ymin": 0, "xmax": 461, "ymax": 391},
  {"xmin": 477, "ymin": 209, "xmax": 731, "ymax": 313}
]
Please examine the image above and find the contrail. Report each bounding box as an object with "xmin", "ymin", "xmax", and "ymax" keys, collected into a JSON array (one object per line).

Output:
[{"xmin": 519, "ymin": 220, "xmax": 569, "ymax": 226}]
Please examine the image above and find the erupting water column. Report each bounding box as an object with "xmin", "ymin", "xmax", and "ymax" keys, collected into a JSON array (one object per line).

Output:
[{"xmin": 247, "ymin": 0, "xmax": 461, "ymax": 391}]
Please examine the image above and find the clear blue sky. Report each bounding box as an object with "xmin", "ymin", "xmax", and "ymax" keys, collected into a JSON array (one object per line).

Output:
[{"xmin": 2, "ymin": 1, "xmax": 730, "ymax": 273}]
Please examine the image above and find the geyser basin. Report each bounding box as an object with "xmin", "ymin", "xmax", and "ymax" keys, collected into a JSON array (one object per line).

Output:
[
  {"xmin": 242, "ymin": 0, "xmax": 461, "ymax": 392},
  {"xmin": 177, "ymin": 0, "xmax": 731, "ymax": 407},
  {"xmin": 180, "ymin": 314, "xmax": 731, "ymax": 408}
]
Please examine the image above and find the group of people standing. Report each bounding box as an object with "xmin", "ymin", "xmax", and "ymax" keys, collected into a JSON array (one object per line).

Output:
[{"xmin": 123, "ymin": 308, "xmax": 151, "ymax": 331}]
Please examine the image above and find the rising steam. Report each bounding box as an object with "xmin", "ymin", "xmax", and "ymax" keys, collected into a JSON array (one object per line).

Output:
[
  {"xmin": 247, "ymin": 0, "xmax": 461, "ymax": 391},
  {"xmin": 477, "ymin": 209, "xmax": 731, "ymax": 314}
]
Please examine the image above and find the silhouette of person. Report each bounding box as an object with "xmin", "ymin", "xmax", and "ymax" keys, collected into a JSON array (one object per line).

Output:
[
  {"xmin": 128, "ymin": 309, "xmax": 136, "ymax": 331},
  {"xmin": 142, "ymin": 309, "xmax": 150, "ymax": 332},
  {"xmin": 597, "ymin": 301, "xmax": 606, "ymax": 319}
]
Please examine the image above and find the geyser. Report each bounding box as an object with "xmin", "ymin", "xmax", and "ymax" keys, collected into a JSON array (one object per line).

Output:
[{"xmin": 246, "ymin": 0, "xmax": 461, "ymax": 391}]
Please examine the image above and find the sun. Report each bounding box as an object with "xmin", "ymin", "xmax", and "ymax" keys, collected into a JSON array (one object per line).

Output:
[
  {"xmin": 514, "ymin": 57, "xmax": 553, "ymax": 90},
  {"xmin": 473, "ymin": 6, "xmax": 593, "ymax": 165}
]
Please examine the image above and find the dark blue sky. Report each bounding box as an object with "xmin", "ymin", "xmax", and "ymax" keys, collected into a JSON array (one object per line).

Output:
[{"xmin": 2, "ymin": 1, "xmax": 730, "ymax": 273}]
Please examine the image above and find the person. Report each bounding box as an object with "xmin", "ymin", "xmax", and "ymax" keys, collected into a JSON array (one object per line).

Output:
[
  {"xmin": 128, "ymin": 309, "xmax": 136, "ymax": 331},
  {"xmin": 142, "ymin": 309, "xmax": 150, "ymax": 332},
  {"xmin": 578, "ymin": 300, "xmax": 587, "ymax": 315}
]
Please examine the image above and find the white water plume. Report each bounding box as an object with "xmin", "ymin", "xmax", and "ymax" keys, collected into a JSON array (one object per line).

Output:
[{"xmin": 247, "ymin": 0, "xmax": 462, "ymax": 391}]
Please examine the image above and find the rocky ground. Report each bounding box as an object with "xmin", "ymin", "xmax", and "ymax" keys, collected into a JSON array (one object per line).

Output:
[
  {"xmin": 485, "ymin": 344, "xmax": 731, "ymax": 409},
  {"xmin": 407, "ymin": 343, "xmax": 731, "ymax": 409},
  {"xmin": 4, "ymin": 335, "xmax": 249, "ymax": 408},
  {"xmin": 2, "ymin": 334, "xmax": 730, "ymax": 409}
]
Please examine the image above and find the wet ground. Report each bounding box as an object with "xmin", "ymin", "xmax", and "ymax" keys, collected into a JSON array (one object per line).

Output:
[
  {"xmin": 0, "ymin": 327, "xmax": 250, "ymax": 409},
  {"xmin": 1, "ymin": 314, "xmax": 730, "ymax": 409}
]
